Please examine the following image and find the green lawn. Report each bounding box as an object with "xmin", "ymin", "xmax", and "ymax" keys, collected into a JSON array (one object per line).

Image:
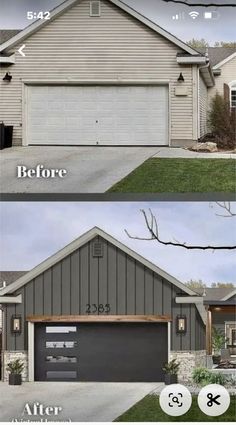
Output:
[
  {"xmin": 108, "ymin": 159, "xmax": 236, "ymax": 192},
  {"xmin": 115, "ymin": 395, "xmax": 236, "ymax": 422}
]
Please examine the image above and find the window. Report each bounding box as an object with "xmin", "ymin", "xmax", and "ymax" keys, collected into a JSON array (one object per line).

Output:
[
  {"xmin": 46, "ymin": 356, "xmax": 77, "ymax": 363},
  {"xmin": 46, "ymin": 326, "xmax": 77, "ymax": 333},
  {"xmin": 90, "ymin": 1, "xmax": 100, "ymax": 17},
  {"xmin": 46, "ymin": 341, "xmax": 77, "ymax": 348},
  {"xmin": 231, "ymin": 88, "xmax": 236, "ymax": 108},
  {"xmin": 229, "ymin": 81, "xmax": 236, "ymax": 108}
]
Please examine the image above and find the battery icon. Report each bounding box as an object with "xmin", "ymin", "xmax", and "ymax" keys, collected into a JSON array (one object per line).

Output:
[{"xmin": 204, "ymin": 11, "xmax": 220, "ymax": 20}]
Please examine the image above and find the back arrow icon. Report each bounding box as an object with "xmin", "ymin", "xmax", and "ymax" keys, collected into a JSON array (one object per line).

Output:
[{"xmin": 18, "ymin": 45, "xmax": 26, "ymax": 57}]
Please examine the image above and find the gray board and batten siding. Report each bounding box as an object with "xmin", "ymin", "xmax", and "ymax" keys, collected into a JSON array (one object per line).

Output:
[{"xmin": 4, "ymin": 236, "xmax": 205, "ymax": 352}]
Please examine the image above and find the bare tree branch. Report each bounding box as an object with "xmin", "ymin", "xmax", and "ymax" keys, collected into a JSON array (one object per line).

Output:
[
  {"xmin": 162, "ymin": 1, "xmax": 236, "ymax": 6},
  {"xmin": 125, "ymin": 209, "xmax": 236, "ymax": 250},
  {"xmin": 214, "ymin": 202, "xmax": 236, "ymax": 218}
]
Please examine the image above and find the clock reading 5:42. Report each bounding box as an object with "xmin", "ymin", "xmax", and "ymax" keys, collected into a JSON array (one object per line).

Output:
[{"xmin": 27, "ymin": 11, "xmax": 51, "ymax": 20}]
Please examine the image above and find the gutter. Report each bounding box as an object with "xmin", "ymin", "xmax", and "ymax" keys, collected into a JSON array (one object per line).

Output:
[{"xmin": 176, "ymin": 56, "xmax": 208, "ymax": 65}]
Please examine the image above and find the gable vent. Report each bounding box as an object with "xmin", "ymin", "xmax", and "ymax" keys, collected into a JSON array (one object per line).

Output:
[
  {"xmin": 92, "ymin": 241, "xmax": 103, "ymax": 257},
  {"xmin": 90, "ymin": 1, "xmax": 101, "ymax": 17}
]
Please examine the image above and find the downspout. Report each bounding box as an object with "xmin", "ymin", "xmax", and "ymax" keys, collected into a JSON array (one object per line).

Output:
[{"xmin": 198, "ymin": 58, "xmax": 211, "ymax": 140}]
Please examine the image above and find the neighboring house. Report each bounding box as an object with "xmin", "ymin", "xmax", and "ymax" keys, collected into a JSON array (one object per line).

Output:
[
  {"xmin": 196, "ymin": 287, "xmax": 236, "ymax": 356},
  {"xmin": 198, "ymin": 47, "xmax": 236, "ymax": 136},
  {"xmin": 0, "ymin": 0, "xmax": 223, "ymax": 148},
  {"xmin": 0, "ymin": 227, "xmax": 207, "ymax": 383}
]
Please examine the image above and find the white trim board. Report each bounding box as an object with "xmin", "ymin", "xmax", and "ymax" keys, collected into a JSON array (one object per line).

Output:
[
  {"xmin": 0, "ymin": 0, "xmax": 199, "ymax": 55},
  {"xmin": 0, "ymin": 295, "xmax": 22, "ymax": 304},
  {"xmin": 0, "ymin": 227, "xmax": 197, "ymax": 297}
]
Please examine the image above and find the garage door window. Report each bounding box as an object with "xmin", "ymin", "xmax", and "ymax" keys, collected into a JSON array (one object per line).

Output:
[
  {"xmin": 46, "ymin": 341, "xmax": 78, "ymax": 348},
  {"xmin": 46, "ymin": 356, "xmax": 77, "ymax": 363},
  {"xmin": 46, "ymin": 371, "xmax": 77, "ymax": 379},
  {"xmin": 46, "ymin": 326, "xmax": 77, "ymax": 333}
]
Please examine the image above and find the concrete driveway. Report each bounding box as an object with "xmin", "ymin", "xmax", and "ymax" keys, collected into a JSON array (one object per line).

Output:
[
  {"xmin": 0, "ymin": 381, "xmax": 162, "ymax": 422},
  {"xmin": 0, "ymin": 146, "xmax": 159, "ymax": 193}
]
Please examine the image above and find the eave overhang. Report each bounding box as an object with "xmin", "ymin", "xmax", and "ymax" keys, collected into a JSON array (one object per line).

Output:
[
  {"xmin": 200, "ymin": 65, "xmax": 215, "ymax": 88},
  {"xmin": 0, "ymin": 54, "xmax": 15, "ymax": 64},
  {"xmin": 0, "ymin": 294, "xmax": 22, "ymax": 304},
  {"xmin": 175, "ymin": 296, "xmax": 206, "ymax": 324}
]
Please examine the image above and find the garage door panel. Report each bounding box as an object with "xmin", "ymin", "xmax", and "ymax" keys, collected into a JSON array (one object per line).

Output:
[
  {"xmin": 35, "ymin": 322, "xmax": 168, "ymax": 382},
  {"xmin": 27, "ymin": 85, "xmax": 168, "ymax": 145}
]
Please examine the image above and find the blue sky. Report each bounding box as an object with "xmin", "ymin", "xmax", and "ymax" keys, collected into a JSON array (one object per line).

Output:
[
  {"xmin": 0, "ymin": 0, "xmax": 235, "ymax": 44},
  {"xmin": 0, "ymin": 202, "xmax": 235, "ymax": 286}
]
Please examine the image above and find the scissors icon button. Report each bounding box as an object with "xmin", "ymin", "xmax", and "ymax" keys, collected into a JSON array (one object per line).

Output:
[{"xmin": 207, "ymin": 393, "xmax": 221, "ymax": 407}]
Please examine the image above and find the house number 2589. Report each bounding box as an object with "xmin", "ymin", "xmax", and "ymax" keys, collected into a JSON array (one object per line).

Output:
[{"xmin": 86, "ymin": 304, "xmax": 111, "ymax": 314}]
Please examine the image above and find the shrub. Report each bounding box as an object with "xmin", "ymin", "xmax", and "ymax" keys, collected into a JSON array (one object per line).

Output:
[
  {"xmin": 192, "ymin": 367, "xmax": 212, "ymax": 386},
  {"xmin": 192, "ymin": 367, "xmax": 227, "ymax": 386},
  {"xmin": 162, "ymin": 359, "xmax": 180, "ymax": 375},
  {"xmin": 208, "ymin": 93, "xmax": 236, "ymax": 149},
  {"xmin": 212, "ymin": 326, "xmax": 228, "ymax": 355},
  {"xmin": 209, "ymin": 372, "xmax": 227, "ymax": 386},
  {"xmin": 7, "ymin": 359, "xmax": 24, "ymax": 374}
]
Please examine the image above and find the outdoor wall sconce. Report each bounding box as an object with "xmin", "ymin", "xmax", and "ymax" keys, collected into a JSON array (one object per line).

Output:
[
  {"xmin": 177, "ymin": 73, "xmax": 184, "ymax": 82},
  {"xmin": 3, "ymin": 72, "xmax": 12, "ymax": 82},
  {"xmin": 176, "ymin": 315, "xmax": 187, "ymax": 334},
  {"xmin": 11, "ymin": 315, "xmax": 22, "ymax": 333}
]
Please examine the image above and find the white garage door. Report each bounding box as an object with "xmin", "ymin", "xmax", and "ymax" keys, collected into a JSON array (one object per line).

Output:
[{"xmin": 26, "ymin": 85, "xmax": 168, "ymax": 145}]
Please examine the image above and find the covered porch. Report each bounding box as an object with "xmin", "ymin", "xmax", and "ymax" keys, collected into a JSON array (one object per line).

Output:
[{"xmin": 206, "ymin": 303, "xmax": 236, "ymax": 357}]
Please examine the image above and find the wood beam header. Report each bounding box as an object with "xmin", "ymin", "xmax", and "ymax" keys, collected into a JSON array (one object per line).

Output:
[{"xmin": 26, "ymin": 315, "xmax": 172, "ymax": 323}]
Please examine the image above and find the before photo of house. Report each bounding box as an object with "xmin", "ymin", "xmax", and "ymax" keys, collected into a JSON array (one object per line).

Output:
[{"xmin": 0, "ymin": 0, "xmax": 235, "ymax": 194}]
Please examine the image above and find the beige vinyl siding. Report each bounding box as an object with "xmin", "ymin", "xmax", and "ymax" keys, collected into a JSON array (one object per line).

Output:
[
  {"xmin": 208, "ymin": 56, "xmax": 236, "ymax": 100},
  {"xmin": 0, "ymin": 0, "xmax": 195, "ymax": 146},
  {"xmin": 199, "ymin": 74, "xmax": 208, "ymax": 138}
]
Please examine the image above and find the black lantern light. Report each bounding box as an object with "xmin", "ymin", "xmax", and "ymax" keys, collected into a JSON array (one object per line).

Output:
[
  {"xmin": 177, "ymin": 72, "xmax": 185, "ymax": 82},
  {"xmin": 176, "ymin": 315, "xmax": 187, "ymax": 334},
  {"xmin": 3, "ymin": 72, "xmax": 12, "ymax": 82},
  {"xmin": 11, "ymin": 315, "xmax": 22, "ymax": 333}
]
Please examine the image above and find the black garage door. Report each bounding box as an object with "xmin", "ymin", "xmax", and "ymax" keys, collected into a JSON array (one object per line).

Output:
[{"xmin": 35, "ymin": 322, "xmax": 168, "ymax": 382}]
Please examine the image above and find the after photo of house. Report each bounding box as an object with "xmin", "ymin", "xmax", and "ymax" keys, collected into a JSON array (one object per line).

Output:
[
  {"xmin": 0, "ymin": 0, "xmax": 235, "ymax": 193},
  {"xmin": 0, "ymin": 202, "xmax": 235, "ymax": 421}
]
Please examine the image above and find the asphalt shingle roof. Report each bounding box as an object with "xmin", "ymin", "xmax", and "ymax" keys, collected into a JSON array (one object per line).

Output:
[
  {"xmin": 194, "ymin": 287, "xmax": 235, "ymax": 301},
  {"xmin": 0, "ymin": 271, "xmax": 28, "ymax": 287},
  {"xmin": 197, "ymin": 47, "xmax": 236, "ymax": 67},
  {"xmin": 0, "ymin": 29, "xmax": 21, "ymax": 45}
]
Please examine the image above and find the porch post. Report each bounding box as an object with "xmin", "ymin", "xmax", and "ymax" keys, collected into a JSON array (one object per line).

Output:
[{"xmin": 206, "ymin": 308, "xmax": 212, "ymax": 354}]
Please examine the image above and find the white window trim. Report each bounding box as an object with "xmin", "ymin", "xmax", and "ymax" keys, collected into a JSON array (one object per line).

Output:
[{"xmin": 229, "ymin": 80, "xmax": 236, "ymax": 108}]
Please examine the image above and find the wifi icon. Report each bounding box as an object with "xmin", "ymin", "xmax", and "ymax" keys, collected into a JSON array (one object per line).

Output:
[{"xmin": 189, "ymin": 11, "xmax": 200, "ymax": 20}]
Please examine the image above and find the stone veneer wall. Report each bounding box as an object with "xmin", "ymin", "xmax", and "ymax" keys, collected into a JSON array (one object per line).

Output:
[
  {"xmin": 2, "ymin": 351, "xmax": 28, "ymax": 382},
  {"xmin": 170, "ymin": 350, "xmax": 206, "ymax": 383}
]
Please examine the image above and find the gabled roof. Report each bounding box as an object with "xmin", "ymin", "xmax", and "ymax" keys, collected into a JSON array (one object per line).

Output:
[
  {"xmin": 221, "ymin": 288, "xmax": 236, "ymax": 301},
  {"xmin": 0, "ymin": 227, "xmax": 197, "ymax": 297},
  {"xmin": 197, "ymin": 47, "xmax": 236, "ymax": 68},
  {"xmin": 0, "ymin": 0, "xmax": 199, "ymax": 56},
  {"xmin": 0, "ymin": 29, "xmax": 21, "ymax": 45}
]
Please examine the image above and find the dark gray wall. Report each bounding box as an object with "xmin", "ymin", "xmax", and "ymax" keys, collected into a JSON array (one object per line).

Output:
[{"xmin": 5, "ymin": 236, "xmax": 205, "ymax": 351}]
